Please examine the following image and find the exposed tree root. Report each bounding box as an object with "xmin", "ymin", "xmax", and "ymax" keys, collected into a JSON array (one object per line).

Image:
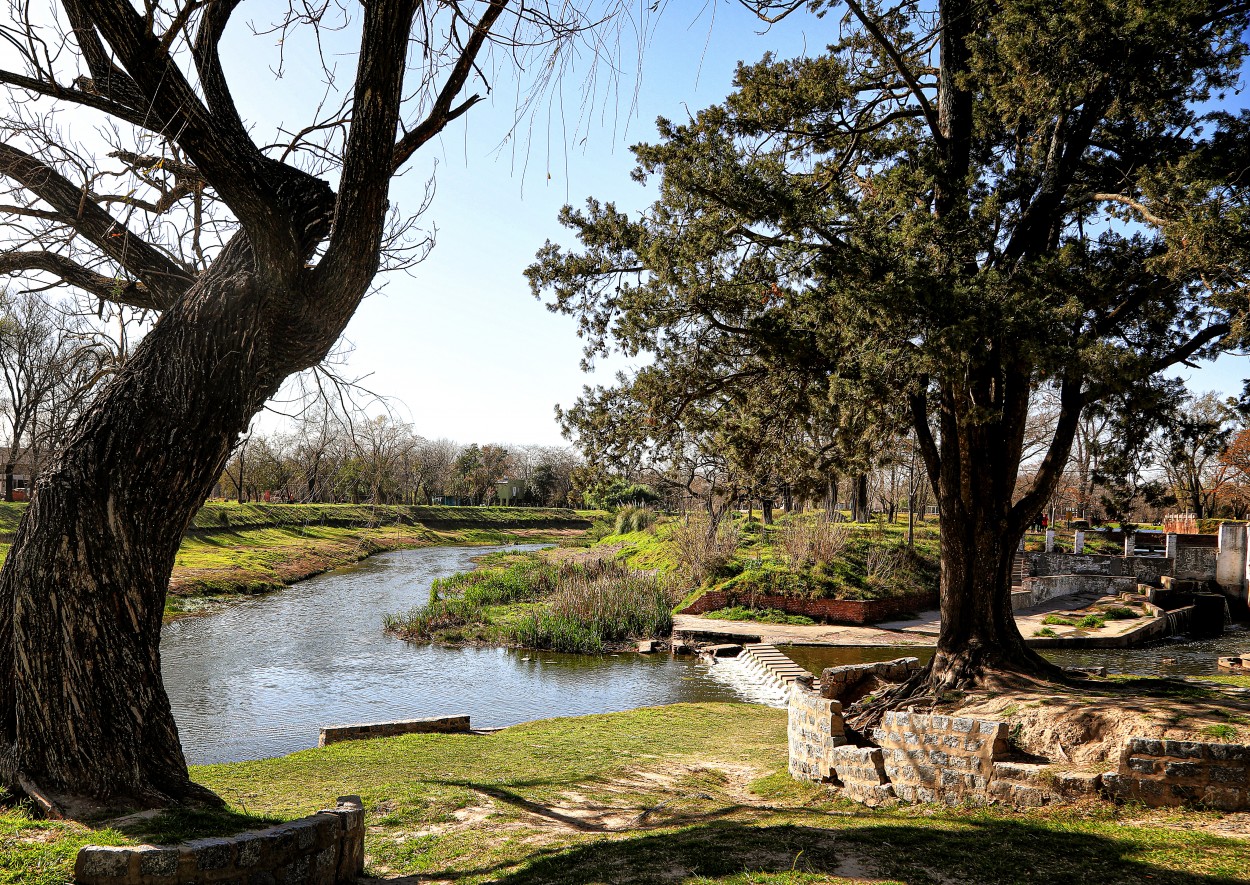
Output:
[{"xmin": 845, "ymin": 650, "xmax": 1072, "ymax": 736}]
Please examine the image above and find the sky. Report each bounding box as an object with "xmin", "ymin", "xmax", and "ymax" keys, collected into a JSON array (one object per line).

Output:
[{"xmin": 154, "ymin": 5, "xmax": 1250, "ymax": 445}]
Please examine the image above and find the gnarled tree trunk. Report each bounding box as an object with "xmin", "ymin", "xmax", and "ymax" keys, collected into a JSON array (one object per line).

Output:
[{"xmin": 0, "ymin": 224, "xmax": 338, "ymax": 811}]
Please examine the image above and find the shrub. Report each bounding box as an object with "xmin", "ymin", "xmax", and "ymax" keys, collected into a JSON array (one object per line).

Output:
[
  {"xmin": 1034, "ymin": 627, "xmax": 1058, "ymax": 637},
  {"xmin": 613, "ymin": 506, "xmax": 655, "ymax": 535},
  {"xmin": 1100, "ymin": 605, "xmax": 1140, "ymax": 620},
  {"xmin": 777, "ymin": 517, "xmax": 850, "ymax": 568},
  {"xmin": 670, "ymin": 514, "xmax": 740, "ymax": 585},
  {"xmin": 508, "ymin": 559, "xmax": 677, "ymax": 652},
  {"xmin": 1077, "ymin": 613, "xmax": 1107, "ymax": 629},
  {"xmin": 864, "ymin": 545, "xmax": 900, "ymax": 587},
  {"xmin": 1042, "ymin": 615, "xmax": 1077, "ymax": 626}
]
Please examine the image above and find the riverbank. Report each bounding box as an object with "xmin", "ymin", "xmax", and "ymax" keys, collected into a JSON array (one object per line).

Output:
[
  {"xmin": 167, "ymin": 505, "xmax": 597, "ymax": 618},
  {"xmin": 6, "ymin": 702, "xmax": 1250, "ymax": 884},
  {"xmin": 0, "ymin": 502, "xmax": 600, "ymax": 619}
]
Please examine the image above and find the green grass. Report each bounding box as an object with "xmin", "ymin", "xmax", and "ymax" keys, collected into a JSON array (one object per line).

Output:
[
  {"xmin": 704, "ymin": 606, "xmax": 816, "ymax": 626},
  {"xmin": 386, "ymin": 554, "xmax": 676, "ymax": 652},
  {"xmin": 6, "ymin": 703, "xmax": 1250, "ymax": 884},
  {"xmin": 603, "ymin": 513, "xmax": 940, "ymax": 615}
]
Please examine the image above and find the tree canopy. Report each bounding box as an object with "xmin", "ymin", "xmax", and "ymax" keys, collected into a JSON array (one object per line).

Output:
[{"xmin": 529, "ymin": 0, "xmax": 1250, "ymax": 691}]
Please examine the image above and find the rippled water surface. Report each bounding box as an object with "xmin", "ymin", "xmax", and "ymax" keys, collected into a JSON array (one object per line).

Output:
[
  {"xmin": 161, "ymin": 545, "xmax": 751, "ymax": 764},
  {"xmin": 163, "ymin": 544, "xmax": 1250, "ymax": 764}
]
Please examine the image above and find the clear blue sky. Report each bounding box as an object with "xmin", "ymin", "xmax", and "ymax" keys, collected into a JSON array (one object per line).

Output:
[{"xmin": 223, "ymin": 4, "xmax": 1247, "ymax": 445}]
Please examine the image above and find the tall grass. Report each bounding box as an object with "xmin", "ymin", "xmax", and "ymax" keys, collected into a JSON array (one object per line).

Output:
[
  {"xmin": 777, "ymin": 516, "xmax": 850, "ymax": 567},
  {"xmin": 385, "ymin": 556, "xmax": 675, "ymax": 651},
  {"xmin": 670, "ymin": 514, "xmax": 739, "ymax": 585},
  {"xmin": 509, "ymin": 559, "xmax": 677, "ymax": 654},
  {"xmin": 613, "ymin": 506, "xmax": 655, "ymax": 535}
]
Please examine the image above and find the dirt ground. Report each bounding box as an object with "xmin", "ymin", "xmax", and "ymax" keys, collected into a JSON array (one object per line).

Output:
[{"xmin": 936, "ymin": 674, "xmax": 1250, "ymax": 768}]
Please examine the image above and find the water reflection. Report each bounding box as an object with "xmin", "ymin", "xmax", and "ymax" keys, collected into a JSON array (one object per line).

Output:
[{"xmin": 161, "ymin": 545, "xmax": 749, "ymax": 764}]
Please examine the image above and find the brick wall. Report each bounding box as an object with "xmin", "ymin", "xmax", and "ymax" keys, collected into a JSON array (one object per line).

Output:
[
  {"xmin": 681, "ymin": 590, "xmax": 937, "ymax": 625},
  {"xmin": 76, "ymin": 797, "xmax": 365, "ymax": 885}
]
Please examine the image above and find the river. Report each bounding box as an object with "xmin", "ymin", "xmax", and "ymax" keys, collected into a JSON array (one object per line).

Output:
[
  {"xmin": 161, "ymin": 545, "xmax": 759, "ymax": 764},
  {"xmin": 161, "ymin": 544, "xmax": 1247, "ymax": 765}
]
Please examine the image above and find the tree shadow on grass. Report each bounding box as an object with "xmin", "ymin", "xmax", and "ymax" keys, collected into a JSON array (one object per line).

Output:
[{"xmin": 406, "ymin": 817, "xmax": 1248, "ymax": 885}]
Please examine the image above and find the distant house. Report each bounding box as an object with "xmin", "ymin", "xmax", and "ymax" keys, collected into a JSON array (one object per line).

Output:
[
  {"xmin": 0, "ymin": 448, "xmax": 35, "ymax": 501},
  {"xmin": 495, "ymin": 479, "xmax": 525, "ymax": 505}
]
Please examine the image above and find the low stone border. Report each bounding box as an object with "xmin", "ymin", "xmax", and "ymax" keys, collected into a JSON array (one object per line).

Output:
[
  {"xmin": 319, "ymin": 715, "xmax": 470, "ymax": 746},
  {"xmin": 788, "ymin": 684, "xmax": 1250, "ymax": 812},
  {"xmin": 75, "ymin": 796, "xmax": 365, "ymax": 885},
  {"xmin": 1104, "ymin": 738, "xmax": 1250, "ymax": 810}
]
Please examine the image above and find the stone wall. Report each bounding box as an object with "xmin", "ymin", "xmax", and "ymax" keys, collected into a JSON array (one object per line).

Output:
[
  {"xmin": 319, "ymin": 715, "xmax": 470, "ymax": 746},
  {"xmin": 1023, "ymin": 552, "xmax": 1172, "ymax": 584},
  {"xmin": 1021, "ymin": 574, "xmax": 1139, "ymax": 606},
  {"xmin": 819, "ymin": 657, "xmax": 922, "ymax": 700},
  {"xmin": 1174, "ymin": 546, "xmax": 1217, "ymax": 582},
  {"xmin": 787, "ymin": 686, "xmax": 846, "ymax": 781},
  {"xmin": 76, "ymin": 797, "xmax": 365, "ymax": 885},
  {"xmin": 1102, "ymin": 739, "xmax": 1250, "ymax": 810},
  {"xmin": 873, "ymin": 711, "xmax": 1010, "ymax": 805},
  {"xmin": 681, "ymin": 590, "xmax": 937, "ymax": 625}
]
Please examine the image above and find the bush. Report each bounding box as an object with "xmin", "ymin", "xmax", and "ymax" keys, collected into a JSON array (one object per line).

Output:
[
  {"xmin": 670, "ymin": 514, "xmax": 740, "ymax": 585},
  {"xmin": 613, "ymin": 506, "xmax": 655, "ymax": 535},
  {"xmin": 508, "ymin": 559, "xmax": 677, "ymax": 653},
  {"xmin": 777, "ymin": 517, "xmax": 850, "ymax": 568},
  {"xmin": 1100, "ymin": 605, "xmax": 1140, "ymax": 620}
]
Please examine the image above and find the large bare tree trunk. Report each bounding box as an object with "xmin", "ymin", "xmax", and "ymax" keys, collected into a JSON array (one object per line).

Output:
[{"xmin": 0, "ymin": 230, "xmax": 333, "ymax": 811}]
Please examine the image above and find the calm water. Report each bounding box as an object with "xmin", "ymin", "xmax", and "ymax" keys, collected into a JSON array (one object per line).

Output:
[
  {"xmin": 161, "ymin": 545, "xmax": 750, "ymax": 764},
  {"xmin": 162, "ymin": 544, "xmax": 1249, "ymax": 765}
]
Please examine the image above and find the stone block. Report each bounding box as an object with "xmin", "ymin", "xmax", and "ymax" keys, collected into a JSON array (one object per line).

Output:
[
  {"xmin": 1209, "ymin": 764, "xmax": 1249, "ymax": 786},
  {"xmin": 191, "ymin": 837, "xmax": 235, "ymax": 871},
  {"xmin": 1127, "ymin": 737, "xmax": 1164, "ymax": 756},
  {"xmin": 1161, "ymin": 740, "xmax": 1206, "ymax": 759},
  {"xmin": 1163, "ymin": 760, "xmax": 1205, "ymax": 780},
  {"xmin": 137, "ymin": 847, "xmax": 180, "ymax": 877},
  {"xmin": 1127, "ymin": 756, "xmax": 1160, "ymax": 775},
  {"xmin": 1202, "ymin": 786, "xmax": 1247, "ymax": 811},
  {"xmin": 237, "ymin": 834, "xmax": 268, "ymax": 868},
  {"xmin": 1053, "ymin": 771, "xmax": 1102, "ymax": 796},
  {"xmin": 76, "ymin": 846, "xmax": 132, "ymax": 881},
  {"xmin": 1207, "ymin": 743, "xmax": 1250, "ymax": 762},
  {"xmin": 951, "ymin": 717, "xmax": 975, "ymax": 734}
]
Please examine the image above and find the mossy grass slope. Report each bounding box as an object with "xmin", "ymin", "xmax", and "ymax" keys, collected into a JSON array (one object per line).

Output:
[
  {"xmin": 5, "ymin": 703, "xmax": 1249, "ymax": 884},
  {"xmin": 603, "ymin": 512, "xmax": 940, "ymax": 611}
]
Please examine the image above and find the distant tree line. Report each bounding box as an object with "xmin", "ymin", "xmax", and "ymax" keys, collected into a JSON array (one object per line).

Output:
[{"xmin": 213, "ymin": 412, "xmax": 582, "ymax": 508}]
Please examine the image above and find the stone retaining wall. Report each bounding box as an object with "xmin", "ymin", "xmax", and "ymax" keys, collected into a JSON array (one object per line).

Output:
[
  {"xmin": 873, "ymin": 711, "xmax": 1010, "ymax": 805},
  {"xmin": 820, "ymin": 657, "xmax": 922, "ymax": 700},
  {"xmin": 787, "ymin": 687, "xmax": 846, "ymax": 781},
  {"xmin": 319, "ymin": 715, "xmax": 470, "ymax": 746},
  {"xmin": 681, "ymin": 590, "xmax": 937, "ymax": 625},
  {"xmin": 788, "ymin": 686, "xmax": 1250, "ymax": 812},
  {"xmin": 1102, "ymin": 739, "xmax": 1250, "ymax": 810},
  {"xmin": 75, "ymin": 796, "xmax": 365, "ymax": 885}
]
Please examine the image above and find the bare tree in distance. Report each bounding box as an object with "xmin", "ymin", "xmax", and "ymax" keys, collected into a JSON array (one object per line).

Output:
[{"xmin": 0, "ymin": 0, "xmax": 649, "ymax": 815}]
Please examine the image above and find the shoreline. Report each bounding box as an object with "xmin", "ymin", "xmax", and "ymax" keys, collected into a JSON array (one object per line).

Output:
[{"xmin": 161, "ymin": 506, "xmax": 597, "ymax": 621}]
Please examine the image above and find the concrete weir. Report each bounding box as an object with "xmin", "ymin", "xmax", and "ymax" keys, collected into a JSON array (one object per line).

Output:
[{"xmin": 735, "ymin": 644, "xmax": 815, "ymax": 693}]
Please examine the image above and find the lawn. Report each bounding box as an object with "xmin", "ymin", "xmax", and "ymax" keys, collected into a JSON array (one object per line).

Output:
[{"xmin": 5, "ymin": 703, "xmax": 1249, "ymax": 884}]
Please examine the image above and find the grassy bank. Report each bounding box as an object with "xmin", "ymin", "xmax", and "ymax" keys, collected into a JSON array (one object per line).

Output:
[
  {"xmin": 384, "ymin": 552, "xmax": 675, "ymax": 653},
  {"xmin": 5, "ymin": 702, "xmax": 1249, "ymax": 884},
  {"xmin": 601, "ymin": 512, "xmax": 940, "ymax": 622},
  {"xmin": 0, "ymin": 503, "xmax": 597, "ymax": 618}
]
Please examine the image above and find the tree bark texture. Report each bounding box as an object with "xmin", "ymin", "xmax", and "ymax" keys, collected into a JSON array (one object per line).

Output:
[{"xmin": 0, "ymin": 229, "xmax": 343, "ymax": 807}]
